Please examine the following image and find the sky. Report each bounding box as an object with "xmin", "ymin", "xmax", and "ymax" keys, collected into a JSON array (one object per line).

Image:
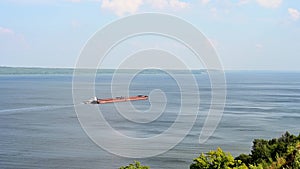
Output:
[{"xmin": 0, "ymin": 0, "xmax": 299, "ymax": 70}]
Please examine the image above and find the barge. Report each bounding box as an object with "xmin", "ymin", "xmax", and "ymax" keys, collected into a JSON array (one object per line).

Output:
[{"xmin": 84, "ymin": 95, "xmax": 148, "ymax": 104}]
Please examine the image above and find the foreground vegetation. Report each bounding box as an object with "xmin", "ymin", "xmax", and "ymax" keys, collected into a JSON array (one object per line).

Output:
[
  {"xmin": 119, "ymin": 132, "xmax": 300, "ymax": 169},
  {"xmin": 119, "ymin": 161, "xmax": 149, "ymax": 169}
]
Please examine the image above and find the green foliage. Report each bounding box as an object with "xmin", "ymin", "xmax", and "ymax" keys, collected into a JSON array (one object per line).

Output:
[
  {"xmin": 119, "ymin": 161, "xmax": 150, "ymax": 169},
  {"xmin": 251, "ymin": 132, "xmax": 300, "ymax": 165},
  {"xmin": 190, "ymin": 132, "xmax": 300, "ymax": 169},
  {"xmin": 250, "ymin": 132, "xmax": 300, "ymax": 168},
  {"xmin": 119, "ymin": 132, "xmax": 300, "ymax": 169},
  {"xmin": 288, "ymin": 141, "xmax": 300, "ymax": 169},
  {"xmin": 190, "ymin": 147, "xmax": 247, "ymax": 169},
  {"xmin": 235, "ymin": 154, "xmax": 252, "ymax": 165},
  {"xmin": 293, "ymin": 145, "xmax": 300, "ymax": 168},
  {"xmin": 248, "ymin": 164, "xmax": 264, "ymax": 169}
]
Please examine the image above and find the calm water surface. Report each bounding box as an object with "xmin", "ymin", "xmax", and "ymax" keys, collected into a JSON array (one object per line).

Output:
[{"xmin": 0, "ymin": 69, "xmax": 299, "ymax": 169}]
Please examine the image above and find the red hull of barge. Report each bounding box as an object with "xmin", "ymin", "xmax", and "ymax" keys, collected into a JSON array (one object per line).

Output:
[{"xmin": 97, "ymin": 95, "xmax": 148, "ymax": 104}]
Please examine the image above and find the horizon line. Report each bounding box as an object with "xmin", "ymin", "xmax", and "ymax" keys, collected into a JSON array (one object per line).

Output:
[{"xmin": 1, "ymin": 66, "xmax": 300, "ymax": 72}]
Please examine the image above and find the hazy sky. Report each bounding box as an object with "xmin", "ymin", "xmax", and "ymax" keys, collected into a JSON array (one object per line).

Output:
[{"xmin": 0, "ymin": 0, "xmax": 299, "ymax": 70}]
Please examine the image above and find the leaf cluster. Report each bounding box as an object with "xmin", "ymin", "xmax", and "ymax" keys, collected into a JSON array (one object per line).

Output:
[
  {"xmin": 236, "ymin": 132, "xmax": 300, "ymax": 168},
  {"xmin": 119, "ymin": 161, "xmax": 150, "ymax": 169},
  {"xmin": 190, "ymin": 147, "xmax": 248, "ymax": 169}
]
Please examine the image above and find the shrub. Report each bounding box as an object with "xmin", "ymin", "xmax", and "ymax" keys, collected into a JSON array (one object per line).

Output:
[
  {"xmin": 119, "ymin": 161, "xmax": 150, "ymax": 169},
  {"xmin": 190, "ymin": 147, "xmax": 247, "ymax": 169}
]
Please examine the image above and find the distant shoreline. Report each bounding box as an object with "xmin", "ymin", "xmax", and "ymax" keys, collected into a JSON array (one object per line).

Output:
[
  {"xmin": 0, "ymin": 67, "xmax": 208, "ymax": 75},
  {"xmin": 0, "ymin": 66, "xmax": 299, "ymax": 75}
]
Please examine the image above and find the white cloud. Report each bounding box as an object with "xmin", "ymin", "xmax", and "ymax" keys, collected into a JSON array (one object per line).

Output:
[
  {"xmin": 210, "ymin": 7, "xmax": 217, "ymax": 17},
  {"xmin": 0, "ymin": 26, "xmax": 29, "ymax": 50},
  {"xmin": 255, "ymin": 43, "xmax": 263, "ymax": 49},
  {"xmin": 0, "ymin": 26, "xmax": 14, "ymax": 35},
  {"xmin": 2, "ymin": 0, "xmax": 102, "ymax": 5},
  {"xmin": 169, "ymin": 0, "xmax": 189, "ymax": 9},
  {"xmin": 238, "ymin": 0, "xmax": 250, "ymax": 5},
  {"xmin": 65, "ymin": 0, "xmax": 81, "ymax": 2},
  {"xmin": 201, "ymin": 0, "xmax": 210, "ymax": 5},
  {"xmin": 71, "ymin": 19, "xmax": 81, "ymax": 29},
  {"xmin": 288, "ymin": 8, "xmax": 300, "ymax": 21},
  {"xmin": 101, "ymin": 0, "xmax": 189, "ymax": 16},
  {"xmin": 256, "ymin": 0, "xmax": 282, "ymax": 8},
  {"xmin": 101, "ymin": 0, "xmax": 143, "ymax": 16},
  {"xmin": 147, "ymin": 0, "xmax": 168, "ymax": 9},
  {"xmin": 147, "ymin": 0, "xmax": 189, "ymax": 9}
]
